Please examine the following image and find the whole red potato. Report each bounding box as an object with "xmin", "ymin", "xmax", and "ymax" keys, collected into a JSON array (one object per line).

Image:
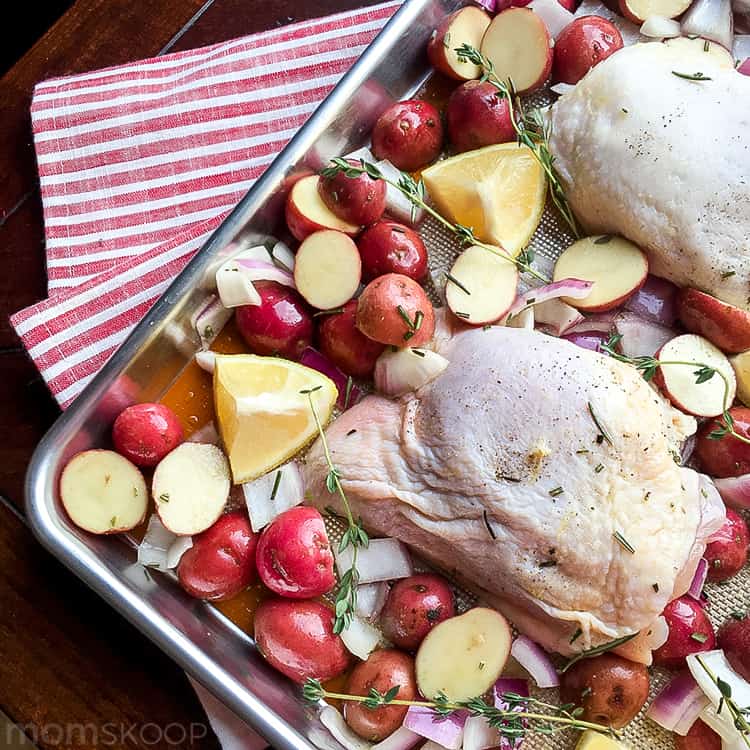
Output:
[
  {"xmin": 705, "ymin": 509, "xmax": 749, "ymax": 582},
  {"xmin": 717, "ymin": 615, "xmax": 750, "ymax": 682},
  {"xmin": 675, "ymin": 719, "xmax": 721, "ymax": 750},
  {"xmin": 318, "ymin": 160, "xmax": 386, "ymax": 227},
  {"xmin": 695, "ymin": 406, "xmax": 750, "ymax": 477},
  {"xmin": 371, "ymin": 100, "xmax": 444, "ymax": 172},
  {"xmin": 446, "ymin": 81, "xmax": 516, "ymax": 153},
  {"xmin": 254, "ymin": 598, "xmax": 350, "ymax": 683},
  {"xmin": 112, "ymin": 402, "xmax": 184, "ymax": 467},
  {"xmin": 177, "ymin": 511, "xmax": 258, "ymax": 601},
  {"xmin": 358, "ymin": 221, "xmax": 428, "ymax": 281},
  {"xmin": 318, "ymin": 300, "xmax": 385, "ymax": 379},
  {"xmin": 255, "ymin": 506, "xmax": 335, "ymax": 599},
  {"xmin": 552, "ymin": 17, "xmax": 623, "ymax": 85},
  {"xmin": 235, "ymin": 281, "xmax": 313, "ymax": 360},
  {"xmin": 652, "ymin": 596, "xmax": 716, "ymax": 670},
  {"xmin": 380, "ymin": 573, "xmax": 456, "ymax": 650}
]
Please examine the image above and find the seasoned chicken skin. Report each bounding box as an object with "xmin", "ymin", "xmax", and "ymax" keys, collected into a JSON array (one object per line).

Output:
[
  {"xmin": 303, "ymin": 327, "xmax": 722, "ymax": 659},
  {"xmin": 548, "ymin": 42, "xmax": 750, "ymax": 309}
]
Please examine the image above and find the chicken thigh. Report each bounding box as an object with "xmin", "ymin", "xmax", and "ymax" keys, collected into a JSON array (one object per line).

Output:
[
  {"xmin": 303, "ymin": 327, "xmax": 722, "ymax": 659},
  {"xmin": 548, "ymin": 42, "xmax": 750, "ymax": 309}
]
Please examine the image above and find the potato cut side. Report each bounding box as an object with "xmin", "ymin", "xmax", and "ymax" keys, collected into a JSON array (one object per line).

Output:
[
  {"xmin": 553, "ymin": 235, "xmax": 648, "ymax": 312},
  {"xmin": 430, "ymin": 7, "xmax": 491, "ymax": 80},
  {"xmin": 415, "ymin": 607, "xmax": 512, "ymax": 701},
  {"xmin": 663, "ymin": 36, "xmax": 734, "ymax": 68},
  {"xmin": 60, "ymin": 450, "xmax": 148, "ymax": 534},
  {"xmin": 152, "ymin": 443, "xmax": 230, "ymax": 535},
  {"xmin": 657, "ymin": 334, "xmax": 736, "ymax": 418},
  {"xmin": 294, "ymin": 229, "xmax": 362, "ymax": 310},
  {"xmin": 445, "ymin": 245, "xmax": 519, "ymax": 325},
  {"xmin": 731, "ymin": 350, "xmax": 750, "ymax": 407},
  {"xmin": 480, "ymin": 8, "xmax": 553, "ymax": 94},
  {"xmin": 619, "ymin": 0, "xmax": 690, "ymax": 22},
  {"xmin": 288, "ymin": 175, "xmax": 359, "ymax": 236}
]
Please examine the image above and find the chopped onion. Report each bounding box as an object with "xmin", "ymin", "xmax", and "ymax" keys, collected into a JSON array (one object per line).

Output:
[
  {"xmin": 647, "ymin": 670, "xmax": 710, "ymax": 735},
  {"xmin": 494, "ymin": 679, "xmax": 529, "ymax": 750},
  {"xmin": 371, "ymin": 727, "xmax": 421, "ymax": 750},
  {"xmin": 192, "ymin": 295, "xmax": 232, "ymax": 349},
  {"xmin": 241, "ymin": 462, "xmax": 304, "ymax": 532},
  {"xmin": 574, "ymin": 0, "xmax": 643, "ymax": 43},
  {"xmin": 681, "ymin": 0, "xmax": 734, "ymax": 50},
  {"xmin": 529, "ymin": 0, "xmax": 575, "ymax": 37},
  {"xmin": 335, "ymin": 538, "xmax": 413, "ymax": 584},
  {"xmin": 270, "ymin": 240, "xmax": 295, "ymax": 273},
  {"xmin": 163, "ymin": 321, "xmax": 197, "ymax": 356},
  {"xmin": 472, "ymin": 0, "xmax": 496, "ymax": 10},
  {"xmin": 624, "ymin": 274, "xmax": 678, "ymax": 326},
  {"xmin": 736, "ymin": 33, "xmax": 750, "ymax": 58},
  {"xmin": 403, "ymin": 707, "xmax": 467, "ymax": 749},
  {"xmin": 534, "ymin": 298, "xmax": 584, "ymax": 336},
  {"xmin": 320, "ymin": 707, "xmax": 371, "ymax": 750},
  {"xmin": 614, "ymin": 312, "xmax": 677, "ymax": 359},
  {"xmin": 167, "ymin": 535, "xmax": 193, "ymax": 568},
  {"xmin": 300, "ymin": 348, "xmax": 361, "ymax": 410},
  {"xmin": 739, "ymin": 57, "xmax": 750, "ymax": 75},
  {"xmin": 562, "ymin": 331, "xmax": 608, "ymax": 352},
  {"xmin": 355, "ymin": 582, "xmax": 388, "ymax": 621},
  {"xmin": 137, "ymin": 515, "xmax": 192, "ymax": 570},
  {"xmin": 216, "ymin": 260, "xmax": 261, "ymax": 308},
  {"xmin": 376, "ymin": 159, "xmax": 425, "ymax": 226},
  {"xmin": 713, "ymin": 474, "xmax": 750, "ymax": 510},
  {"xmin": 640, "ymin": 15, "xmax": 681, "ymax": 36},
  {"xmin": 344, "ymin": 145, "xmax": 376, "ymax": 163},
  {"xmin": 374, "ymin": 347, "xmax": 449, "ymax": 397},
  {"xmin": 510, "ymin": 636, "xmax": 560, "ymax": 689},
  {"xmin": 508, "ymin": 278, "xmax": 592, "ymax": 318},
  {"xmin": 567, "ymin": 312, "xmax": 617, "ymax": 334},
  {"xmin": 507, "ymin": 306, "xmax": 534, "ymax": 330},
  {"xmin": 681, "ymin": 433, "xmax": 697, "ymax": 466},
  {"xmin": 688, "ymin": 558, "xmax": 709, "ymax": 601},
  {"xmin": 549, "ymin": 82, "xmax": 576, "ymax": 95},
  {"xmin": 187, "ymin": 421, "xmax": 220, "ymax": 445},
  {"xmin": 195, "ymin": 350, "xmax": 216, "ymax": 374},
  {"xmin": 341, "ymin": 615, "xmax": 382, "ymax": 660},
  {"xmin": 462, "ymin": 716, "xmax": 500, "ymax": 750},
  {"xmin": 234, "ymin": 257, "xmax": 295, "ymax": 287}
]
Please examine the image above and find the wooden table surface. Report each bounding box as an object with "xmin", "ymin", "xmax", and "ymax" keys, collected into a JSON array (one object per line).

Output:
[{"xmin": 0, "ymin": 1, "xmax": 381, "ymax": 746}]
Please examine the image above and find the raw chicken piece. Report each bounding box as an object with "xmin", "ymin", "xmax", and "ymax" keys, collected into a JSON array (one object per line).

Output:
[
  {"xmin": 548, "ymin": 42, "xmax": 750, "ymax": 310},
  {"xmin": 303, "ymin": 327, "xmax": 723, "ymax": 659}
]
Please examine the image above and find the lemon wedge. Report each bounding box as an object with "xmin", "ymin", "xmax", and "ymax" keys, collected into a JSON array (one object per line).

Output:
[
  {"xmin": 575, "ymin": 730, "xmax": 630, "ymax": 750},
  {"xmin": 213, "ymin": 354, "xmax": 337, "ymax": 483},
  {"xmin": 421, "ymin": 142, "xmax": 546, "ymax": 256}
]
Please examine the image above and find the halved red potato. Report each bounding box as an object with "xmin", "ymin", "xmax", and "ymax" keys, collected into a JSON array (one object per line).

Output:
[
  {"xmin": 480, "ymin": 9, "xmax": 554, "ymax": 95},
  {"xmin": 285, "ymin": 175, "xmax": 359, "ymax": 242},
  {"xmin": 664, "ymin": 37, "xmax": 735, "ymax": 68},
  {"xmin": 619, "ymin": 0, "xmax": 690, "ymax": 24},
  {"xmin": 427, "ymin": 6, "xmax": 492, "ymax": 81},
  {"xmin": 552, "ymin": 236, "xmax": 648, "ymax": 313},
  {"xmin": 654, "ymin": 334, "xmax": 736, "ymax": 418},
  {"xmin": 677, "ymin": 288, "xmax": 750, "ymax": 354}
]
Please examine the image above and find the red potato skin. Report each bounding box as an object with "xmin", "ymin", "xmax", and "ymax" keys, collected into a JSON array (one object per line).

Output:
[
  {"xmin": 235, "ymin": 281, "xmax": 314, "ymax": 360},
  {"xmin": 357, "ymin": 221, "xmax": 428, "ymax": 282},
  {"xmin": 446, "ymin": 81, "xmax": 516, "ymax": 154},
  {"xmin": 677, "ymin": 288, "xmax": 750, "ymax": 354},
  {"xmin": 652, "ymin": 596, "xmax": 716, "ymax": 670},
  {"xmin": 318, "ymin": 300, "xmax": 385, "ymax": 379},
  {"xmin": 254, "ymin": 598, "xmax": 350, "ymax": 684},
  {"xmin": 371, "ymin": 100, "xmax": 444, "ymax": 172},
  {"xmin": 717, "ymin": 615, "xmax": 750, "ymax": 682},
  {"xmin": 343, "ymin": 650, "xmax": 417, "ymax": 741},
  {"xmin": 695, "ymin": 407, "xmax": 750, "ymax": 478},
  {"xmin": 177, "ymin": 511, "xmax": 258, "ymax": 601},
  {"xmin": 379, "ymin": 574, "xmax": 456, "ymax": 651},
  {"xmin": 255, "ymin": 507, "xmax": 336, "ymax": 599},
  {"xmin": 552, "ymin": 17, "xmax": 623, "ymax": 85},
  {"xmin": 356, "ymin": 273, "xmax": 435, "ymax": 347},
  {"xmin": 112, "ymin": 403, "xmax": 184, "ymax": 468},
  {"xmin": 318, "ymin": 160, "xmax": 387, "ymax": 227},
  {"xmin": 704, "ymin": 509, "xmax": 749, "ymax": 582},
  {"xmin": 675, "ymin": 719, "xmax": 721, "ymax": 750}
]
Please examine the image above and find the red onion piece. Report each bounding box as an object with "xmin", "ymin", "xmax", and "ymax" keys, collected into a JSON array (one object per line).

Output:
[
  {"xmin": 562, "ymin": 331, "xmax": 608, "ymax": 352},
  {"xmin": 623, "ymin": 274, "xmax": 678, "ymax": 326},
  {"xmin": 699, "ymin": 475, "xmax": 729, "ymax": 542},
  {"xmin": 192, "ymin": 294, "xmax": 232, "ymax": 349},
  {"xmin": 403, "ymin": 707, "xmax": 467, "ymax": 749},
  {"xmin": 687, "ymin": 558, "xmax": 709, "ymax": 601},
  {"xmin": 681, "ymin": 0, "xmax": 734, "ymax": 51},
  {"xmin": 739, "ymin": 58, "xmax": 750, "ymax": 74},
  {"xmin": 713, "ymin": 474, "xmax": 750, "ymax": 510},
  {"xmin": 566, "ymin": 312, "xmax": 617, "ymax": 335},
  {"xmin": 234, "ymin": 257, "xmax": 295, "ymax": 288},
  {"xmin": 300, "ymin": 347, "xmax": 361, "ymax": 410},
  {"xmin": 647, "ymin": 670, "xmax": 710, "ymax": 736},
  {"xmin": 493, "ymin": 679, "xmax": 529, "ymax": 750},
  {"xmin": 462, "ymin": 715, "xmax": 500, "ymax": 750},
  {"xmin": 613, "ymin": 312, "xmax": 677, "ymax": 359},
  {"xmin": 471, "ymin": 0, "xmax": 497, "ymax": 11},
  {"xmin": 510, "ymin": 636, "xmax": 560, "ymax": 689},
  {"xmin": 534, "ymin": 299, "xmax": 584, "ymax": 336},
  {"xmin": 508, "ymin": 278, "xmax": 593, "ymax": 317}
]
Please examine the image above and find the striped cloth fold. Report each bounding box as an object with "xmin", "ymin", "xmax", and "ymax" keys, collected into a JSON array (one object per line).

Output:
[{"xmin": 11, "ymin": 1, "xmax": 400, "ymax": 408}]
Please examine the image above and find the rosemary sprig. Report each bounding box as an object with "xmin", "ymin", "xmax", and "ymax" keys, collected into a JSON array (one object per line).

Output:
[
  {"xmin": 302, "ymin": 679, "xmax": 620, "ymax": 741},
  {"xmin": 454, "ymin": 43, "xmax": 580, "ymax": 239},
  {"xmin": 321, "ymin": 157, "xmax": 549, "ymax": 284},
  {"xmin": 301, "ymin": 386, "xmax": 369, "ymax": 633},
  {"xmin": 587, "ymin": 402, "xmax": 613, "ymax": 446},
  {"xmin": 561, "ymin": 632, "xmax": 639, "ymax": 672},
  {"xmin": 672, "ymin": 70, "xmax": 712, "ymax": 81},
  {"xmin": 601, "ymin": 334, "xmax": 750, "ymax": 446},
  {"xmin": 612, "ymin": 530, "xmax": 635, "ymax": 554}
]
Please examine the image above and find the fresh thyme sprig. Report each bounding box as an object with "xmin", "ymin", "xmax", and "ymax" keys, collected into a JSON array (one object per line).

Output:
[
  {"xmin": 601, "ymin": 334, "xmax": 750, "ymax": 446},
  {"xmin": 302, "ymin": 679, "xmax": 620, "ymax": 741},
  {"xmin": 454, "ymin": 43, "xmax": 580, "ymax": 239},
  {"xmin": 321, "ymin": 157, "xmax": 549, "ymax": 284},
  {"xmin": 301, "ymin": 386, "xmax": 369, "ymax": 633}
]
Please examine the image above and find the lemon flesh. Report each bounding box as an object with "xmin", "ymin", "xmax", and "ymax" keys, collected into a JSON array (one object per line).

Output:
[
  {"xmin": 576, "ymin": 730, "xmax": 631, "ymax": 750},
  {"xmin": 422, "ymin": 142, "xmax": 546, "ymax": 256},
  {"xmin": 214, "ymin": 354, "xmax": 337, "ymax": 483}
]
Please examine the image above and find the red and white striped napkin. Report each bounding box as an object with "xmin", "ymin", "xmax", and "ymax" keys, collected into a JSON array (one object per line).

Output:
[{"xmin": 11, "ymin": 0, "xmax": 400, "ymax": 408}]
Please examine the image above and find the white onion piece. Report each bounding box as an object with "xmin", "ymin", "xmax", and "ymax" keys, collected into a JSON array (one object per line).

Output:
[
  {"xmin": 647, "ymin": 670, "xmax": 710, "ymax": 735},
  {"xmin": 574, "ymin": 0, "xmax": 644, "ymax": 43},
  {"xmin": 234, "ymin": 257, "xmax": 295, "ymax": 288},
  {"xmin": 344, "ymin": 145, "xmax": 376, "ymax": 163},
  {"xmin": 320, "ymin": 707, "xmax": 371, "ymax": 750},
  {"xmin": 270, "ymin": 240, "xmax": 295, "ymax": 273},
  {"xmin": 336, "ymin": 538, "xmax": 413, "ymax": 584},
  {"xmin": 216, "ymin": 260, "xmax": 261, "ymax": 308},
  {"xmin": 192, "ymin": 294, "xmax": 232, "ymax": 349},
  {"xmin": 242, "ymin": 462, "xmax": 304, "ymax": 532},
  {"xmin": 713, "ymin": 474, "xmax": 750, "ymax": 510},
  {"xmin": 462, "ymin": 716, "xmax": 500, "ymax": 750},
  {"xmin": 341, "ymin": 615, "xmax": 382, "ymax": 660},
  {"xmin": 534, "ymin": 298, "xmax": 584, "ymax": 336},
  {"xmin": 614, "ymin": 312, "xmax": 677, "ymax": 359},
  {"xmin": 640, "ymin": 15, "xmax": 681, "ymax": 36},
  {"xmin": 688, "ymin": 558, "xmax": 709, "ymax": 601},
  {"xmin": 649, "ymin": 615, "xmax": 670, "ymax": 651},
  {"xmin": 550, "ymin": 82, "xmax": 576, "ymax": 95},
  {"xmin": 510, "ymin": 635, "xmax": 560, "ymax": 689},
  {"xmin": 507, "ymin": 306, "xmax": 535, "ymax": 330},
  {"xmin": 376, "ymin": 159, "xmax": 425, "ymax": 226},
  {"xmin": 529, "ymin": 0, "xmax": 575, "ymax": 37},
  {"xmin": 195, "ymin": 350, "xmax": 216, "ymax": 374},
  {"xmin": 567, "ymin": 312, "xmax": 617, "ymax": 335},
  {"xmin": 735, "ymin": 34, "xmax": 750, "ymax": 59},
  {"xmin": 163, "ymin": 321, "xmax": 196, "ymax": 356},
  {"xmin": 375, "ymin": 348, "xmax": 449, "ymax": 397},
  {"xmin": 356, "ymin": 582, "xmax": 388, "ymax": 621},
  {"xmin": 371, "ymin": 727, "xmax": 421, "ymax": 750},
  {"xmin": 681, "ymin": 0, "xmax": 733, "ymax": 50},
  {"xmin": 167, "ymin": 535, "xmax": 193, "ymax": 568},
  {"xmin": 187, "ymin": 421, "xmax": 220, "ymax": 445},
  {"xmin": 508, "ymin": 278, "xmax": 592, "ymax": 318},
  {"xmin": 138, "ymin": 515, "xmax": 176, "ymax": 570},
  {"xmin": 403, "ymin": 708, "xmax": 467, "ymax": 749}
]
